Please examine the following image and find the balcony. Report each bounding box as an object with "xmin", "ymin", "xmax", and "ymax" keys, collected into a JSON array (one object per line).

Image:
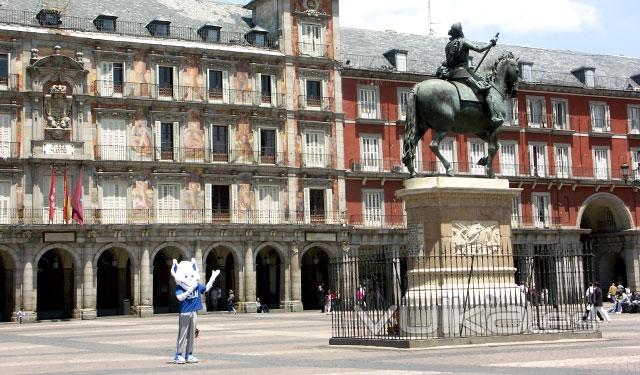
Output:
[
  {"xmin": 301, "ymin": 152, "xmax": 333, "ymax": 169},
  {"xmin": 298, "ymin": 42, "xmax": 328, "ymax": 58},
  {"xmin": 0, "ymin": 74, "xmax": 18, "ymax": 91},
  {"xmin": 511, "ymin": 215, "xmax": 564, "ymax": 229},
  {"xmin": 348, "ymin": 214, "xmax": 406, "ymax": 229},
  {"xmin": 495, "ymin": 163, "xmax": 624, "ymax": 181},
  {"xmin": 4, "ymin": 208, "xmax": 344, "ymax": 226},
  {"xmin": 94, "ymin": 81, "xmax": 286, "ymax": 108},
  {"xmin": 298, "ymin": 95, "xmax": 333, "ymax": 112},
  {"xmin": 0, "ymin": 9, "xmax": 278, "ymax": 49}
]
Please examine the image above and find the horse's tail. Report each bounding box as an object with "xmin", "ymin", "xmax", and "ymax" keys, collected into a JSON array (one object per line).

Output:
[{"xmin": 402, "ymin": 88, "xmax": 417, "ymax": 162}]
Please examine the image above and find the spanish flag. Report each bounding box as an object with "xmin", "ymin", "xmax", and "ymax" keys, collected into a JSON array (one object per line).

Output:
[{"xmin": 63, "ymin": 168, "xmax": 72, "ymax": 224}]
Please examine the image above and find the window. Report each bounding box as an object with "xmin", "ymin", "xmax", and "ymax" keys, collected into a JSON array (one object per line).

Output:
[
  {"xmin": 0, "ymin": 181, "xmax": 10, "ymax": 224},
  {"xmin": 157, "ymin": 184, "xmax": 180, "ymax": 224},
  {"xmin": 520, "ymin": 63, "xmax": 533, "ymax": 82},
  {"xmin": 511, "ymin": 195, "xmax": 521, "ymax": 227},
  {"xmin": 593, "ymin": 147, "xmax": 610, "ymax": 180},
  {"xmin": 395, "ymin": 52, "xmax": 407, "ymax": 72},
  {"xmin": 258, "ymin": 74, "xmax": 277, "ymax": 106},
  {"xmin": 590, "ymin": 102, "xmax": 610, "ymax": 132},
  {"xmin": 0, "ymin": 113, "xmax": 11, "ymax": 158},
  {"xmin": 628, "ymin": 106, "xmax": 640, "ymax": 134},
  {"xmin": 300, "ymin": 23, "xmax": 323, "ymax": 56},
  {"xmin": 305, "ymin": 189, "xmax": 326, "ymax": 224},
  {"xmin": 631, "ymin": 149, "xmax": 640, "ymax": 179},
  {"xmin": 0, "ymin": 54, "xmax": 8, "ymax": 89},
  {"xmin": 397, "ymin": 88, "xmax": 411, "ymax": 120},
  {"xmin": 99, "ymin": 62, "xmax": 124, "ymax": 96},
  {"xmin": 358, "ymin": 86, "xmax": 379, "ymax": 119},
  {"xmin": 254, "ymin": 33, "xmax": 266, "ymax": 47},
  {"xmin": 532, "ymin": 193, "xmax": 550, "ymax": 228},
  {"xmin": 499, "ymin": 142, "xmax": 517, "ymax": 176},
  {"xmin": 102, "ymin": 181, "xmax": 127, "ymax": 224},
  {"xmin": 584, "ymin": 69, "xmax": 595, "ymax": 88},
  {"xmin": 208, "ymin": 70, "xmax": 223, "ymax": 100},
  {"xmin": 438, "ymin": 138, "xmax": 456, "ymax": 174},
  {"xmin": 199, "ymin": 26, "xmax": 220, "ymax": 42},
  {"xmin": 257, "ymin": 185, "xmax": 280, "ymax": 224},
  {"xmin": 363, "ymin": 190, "xmax": 383, "ymax": 227},
  {"xmin": 399, "ymin": 138, "xmax": 421, "ymax": 173},
  {"xmin": 210, "ymin": 125, "xmax": 228, "ymax": 162},
  {"xmin": 94, "ymin": 16, "xmax": 116, "ymax": 32},
  {"xmin": 529, "ymin": 143, "xmax": 547, "ymax": 177},
  {"xmin": 156, "ymin": 122, "xmax": 177, "ymax": 161},
  {"xmin": 554, "ymin": 144, "xmax": 571, "ymax": 178},
  {"xmin": 36, "ymin": 9, "xmax": 61, "ymax": 26},
  {"xmin": 147, "ymin": 21, "xmax": 170, "ymax": 37},
  {"xmin": 259, "ymin": 128, "xmax": 277, "ymax": 164},
  {"xmin": 158, "ymin": 66, "xmax": 174, "ymax": 98},
  {"xmin": 468, "ymin": 140, "xmax": 486, "ymax": 175},
  {"xmin": 526, "ymin": 97, "xmax": 546, "ymax": 128},
  {"xmin": 211, "ymin": 185, "xmax": 230, "ymax": 221},
  {"xmin": 305, "ymin": 80, "xmax": 322, "ymax": 108},
  {"xmin": 304, "ymin": 131, "xmax": 326, "ymax": 168},
  {"xmin": 43, "ymin": 173, "xmax": 74, "ymax": 224},
  {"xmin": 99, "ymin": 118, "xmax": 127, "ymax": 160},
  {"xmin": 552, "ymin": 99, "xmax": 569, "ymax": 130},
  {"xmin": 360, "ymin": 135, "xmax": 382, "ymax": 172},
  {"xmin": 504, "ymin": 98, "xmax": 518, "ymax": 126}
]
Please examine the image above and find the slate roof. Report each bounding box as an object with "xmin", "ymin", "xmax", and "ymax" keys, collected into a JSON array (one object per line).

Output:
[
  {"xmin": 340, "ymin": 28, "xmax": 640, "ymax": 91},
  {"xmin": 0, "ymin": 0, "xmax": 253, "ymax": 32}
]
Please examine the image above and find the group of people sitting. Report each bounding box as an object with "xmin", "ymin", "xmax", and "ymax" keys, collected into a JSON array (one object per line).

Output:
[{"xmin": 606, "ymin": 282, "xmax": 640, "ymax": 314}]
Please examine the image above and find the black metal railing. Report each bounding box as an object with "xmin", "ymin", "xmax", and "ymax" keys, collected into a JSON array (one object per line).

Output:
[
  {"xmin": 0, "ymin": 8, "xmax": 278, "ymax": 49},
  {"xmin": 330, "ymin": 243, "xmax": 597, "ymax": 342}
]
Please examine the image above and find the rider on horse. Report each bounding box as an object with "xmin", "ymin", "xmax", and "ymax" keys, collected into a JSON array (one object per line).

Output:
[{"xmin": 436, "ymin": 23, "xmax": 503, "ymax": 127}]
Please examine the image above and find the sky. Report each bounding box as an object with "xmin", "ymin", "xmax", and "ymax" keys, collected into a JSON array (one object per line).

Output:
[{"xmin": 222, "ymin": 0, "xmax": 639, "ymax": 58}]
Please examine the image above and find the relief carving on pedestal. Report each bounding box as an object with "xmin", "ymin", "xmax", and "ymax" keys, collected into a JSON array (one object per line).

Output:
[{"xmin": 452, "ymin": 221, "xmax": 500, "ymax": 251}]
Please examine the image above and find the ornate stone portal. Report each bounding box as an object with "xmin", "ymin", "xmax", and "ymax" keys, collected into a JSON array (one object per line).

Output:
[{"xmin": 396, "ymin": 177, "xmax": 522, "ymax": 337}]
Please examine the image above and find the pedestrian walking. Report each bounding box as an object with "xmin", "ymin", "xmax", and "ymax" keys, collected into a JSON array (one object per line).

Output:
[
  {"xmin": 590, "ymin": 281, "xmax": 611, "ymax": 322},
  {"xmin": 227, "ymin": 290, "xmax": 237, "ymax": 315},
  {"xmin": 16, "ymin": 308, "xmax": 25, "ymax": 324},
  {"xmin": 317, "ymin": 284, "xmax": 325, "ymax": 312}
]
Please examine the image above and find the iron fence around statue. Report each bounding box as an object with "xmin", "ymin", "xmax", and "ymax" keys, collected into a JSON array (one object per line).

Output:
[{"xmin": 329, "ymin": 243, "xmax": 598, "ymax": 342}]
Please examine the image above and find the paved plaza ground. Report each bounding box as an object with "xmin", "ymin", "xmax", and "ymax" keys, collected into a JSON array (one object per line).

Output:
[{"xmin": 0, "ymin": 310, "xmax": 638, "ymax": 375}]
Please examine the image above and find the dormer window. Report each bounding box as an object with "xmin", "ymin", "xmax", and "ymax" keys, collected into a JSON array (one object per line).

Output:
[
  {"xmin": 519, "ymin": 62, "xmax": 533, "ymax": 82},
  {"xmin": 94, "ymin": 14, "xmax": 117, "ymax": 32},
  {"xmin": 572, "ymin": 67, "xmax": 596, "ymax": 88},
  {"xmin": 246, "ymin": 26, "xmax": 269, "ymax": 47},
  {"xmin": 147, "ymin": 19, "xmax": 171, "ymax": 37},
  {"xmin": 36, "ymin": 9, "xmax": 62, "ymax": 27},
  {"xmin": 383, "ymin": 49, "xmax": 408, "ymax": 72},
  {"xmin": 198, "ymin": 24, "xmax": 221, "ymax": 43}
]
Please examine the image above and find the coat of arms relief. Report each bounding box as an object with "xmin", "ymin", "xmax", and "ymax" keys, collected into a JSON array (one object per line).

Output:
[{"xmin": 44, "ymin": 84, "xmax": 72, "ymax": 140}]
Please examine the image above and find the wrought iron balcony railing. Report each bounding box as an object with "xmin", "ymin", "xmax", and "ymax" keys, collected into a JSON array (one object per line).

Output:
[
  {"xmin": 0, "ymin": 142, "xmax": 19, "ymax": 159},
  {"xmin": 348, "ymin": 214, "xmax": 407, "ymax": 229},
  {"xmin": 297, "ymin": 42, "xmax": 328, "ymax": 57},
  {"xmin": 0, "ymin": 9, "xmax": 278, "ymax": 49},
  {"xmin": 511, "ymin": 215, "xmax": 564, "ymax": 229},
  {"xmin": 0, "ymin": 74, "xmax": 18, "ymax": 91},
  {"xmin": 298, "ymin": 95, "xmax": 333, "ymax": 111}
]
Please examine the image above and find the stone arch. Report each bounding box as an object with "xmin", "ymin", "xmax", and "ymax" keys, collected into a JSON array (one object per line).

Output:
[
  {"xmin": 253, "ymin": 241, "xmax": 288, "ymax": 263},
  {"xmin": 34, "ymin": 243, "xmax": 81, "ymax": 270},
  {"xmin": 93, "ymin": 243, "xmax": 138, "ymax": 270},
  {"xmin": 0, "ymin": 245, "xmax": 19, "ymax": 322},
  {"xmin": 34, "ymin": 244, "xmax": 79, "ymax": 320},
  {"xmin": 299, "ymin": 242, "xmax": 338, "ymax": 261},
  {"xmin": 0, "ymin": 244, "xmax": 20, "ymax": 271},
  {"xmin": 597, "ymin": 250, "xmax": 627, "ymax": 287},
  {"xmin": 203, "ymin": 242, "xmax": 242, "ymax": 265},
  {"xmin": 150, "ymin": 242, "xmax": 189, "ymax": 263},
  {"xmin": 577, "ymin": 192, "xmax": 634, "ymax": 231}
]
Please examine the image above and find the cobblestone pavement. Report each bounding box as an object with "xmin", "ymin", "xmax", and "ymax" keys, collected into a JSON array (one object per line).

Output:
[{"xmin": 0, "ymin": 311, "xmax": 638, "ymax": 375}]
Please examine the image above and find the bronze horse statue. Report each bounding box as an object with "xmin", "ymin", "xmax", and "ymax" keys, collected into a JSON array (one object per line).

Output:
[{"xmin": 402, "ymin": 52, "xmax": 519, "ymax": 178}]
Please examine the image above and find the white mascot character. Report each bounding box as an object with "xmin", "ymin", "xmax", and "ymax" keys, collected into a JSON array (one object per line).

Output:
[{"xmin": 170, "ymin": 258, "xmax": 220, "ymax": 364}]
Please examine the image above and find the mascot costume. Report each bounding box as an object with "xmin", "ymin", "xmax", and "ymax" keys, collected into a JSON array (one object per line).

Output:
[{"xmin": 170, "ymin": 258, "xmax": 220, "ymax": 364}]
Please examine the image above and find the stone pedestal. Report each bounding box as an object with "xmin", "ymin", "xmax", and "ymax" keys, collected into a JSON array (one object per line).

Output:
[
  {"xmin": 396, "ymin": 177, "xmax": 522, "ymax": 337},
  {"xmin": 134, "ymin": 305, "xmax": 154, "ymax": 318},
  {"xmin": 80, "ymin": 308, "xmax": 97, "ymax": 320},
  {"xmin": 281, "ymin": 300, "xmax": 304, "ymax": 312}
]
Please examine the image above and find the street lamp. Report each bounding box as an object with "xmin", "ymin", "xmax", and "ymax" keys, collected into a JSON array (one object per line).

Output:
[{"xmin": 621, "ymin": 162, "xmax": 640, "ymax": 188}]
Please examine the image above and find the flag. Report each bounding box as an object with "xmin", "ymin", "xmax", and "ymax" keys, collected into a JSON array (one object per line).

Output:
[
  {"xmin": 48, "ymin": 168, "xmax": 56, "ymax": 224},
  {"xmin": 72, "ymin": 167, "xmax": 84, "ymax": 226},
  {"xmin": 63, "ymin": 168, "xmax": 71, "ymax": 224}
]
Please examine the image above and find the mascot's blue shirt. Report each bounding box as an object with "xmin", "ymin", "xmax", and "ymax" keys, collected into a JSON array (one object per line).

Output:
[{"xmin": 176, "ymin": 284, "xmax": 206, "ymax": 313}]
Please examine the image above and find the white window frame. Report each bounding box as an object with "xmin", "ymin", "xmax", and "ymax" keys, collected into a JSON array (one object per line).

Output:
[
  {"xmin": 627, "ymin": 105, "xmax": 640, "ymax": 134},
  {"xmin": 397, "ymin": 87, "xmax": 411, "ymax": 121},
  {"xmin": 255, "ymin": 184, "xmax": 281, "ymax": 224},
  {"xmin": 589, "ymin": 101, "xmax": 610, "ymax": 132},
  {"xmin": 526, "ymin": 96, "xmax": 547, "ymax": 128},
  {"xmin": 0, "ymin": 52, "xmax": 11, "ymax": 90},
  {"xmin": 359, "ymin": 134, "xmax": 382, "ymax": 172},
  {"xmin": 357, "ymin": 85, "xmax": 380, "ymax": 120},
  {"xmin": 206, "ymin": 68, "xmax": 229, "ymax": 104},
  {"xmin": 499, "ymin": 141, "xmax": 518, "ymax": 176},
  {"xmin": 99, "ymin": 117, "xmax": 128, "ymax": 160},
  {"xmin": 154, "ymin": 121, "xmax": 180, "ymax": 161},
  {"xmin": 554, "ymin": 144, "xmax": 572, "ymax": 179},
  {"xmin": 98, "ymin": 61, "xmax": 126, "ymax": 97},
  {"xmin": 529, "ymin": 143, "xmax": 548, "ymax": 177},
  {"xmin": 504, "ymin": 97, "xmax": 519, "ymax": 126},
  {"xmin": 255, "ymin": 124, "xmax": 282, "ymax": 165},
  {"xmin": 209, "ymin": 123, "xmax": 232, "ymax": 163},
  {"xmin": 584, "ymin": 69, "xmax": 595, "ymax": 88},
  {"xmin": 0, "ymin": 111, "xmax": 13, "ymax": 158},
  {"xmin": 468, "ymin": 138, "xmax": 488, "ymax": 175},
  {"xmin": 438, "ymin": 137, "xmax": 457, "ymax": 174},
  {"xmin": 551, "ymin": 98, "xmax": 570, "ymax": 130},
  {"xmin": 592, "ymin": 147, "xmax": 610, "ymax": 180},
  {"xmin": 520, "ymin": 63, "xmax": 533, "ymax": 82},
  {"xmin": 395, "ymin": 52, "xmax": 407, "ymax": 72},
  {"xmin": 256, "ymin": 72, "xmax": 278, "ymax": 107},
  {"xmin": 155, "ymin": 64, "xmax": 178, "ymax": 100},
  {"xmin": 362, "ymin": 189, "xmax": 384, "ymax": 227},
  {"xmin": 303, "ymin": 130, "xmax": 328, "ymax": 168},
  {"xmin": 511, "ymin": 195, "xmax": 521, "ymax": 228},
  {"xmin": 532, "ymin": 192, "xmax": 551, "ymax": 228},
  {"xmin": 299, "ymin": 22, "xmax": 325, "ymax": 57},
  {"xmin": 156, "ymin": 183, "xmax": 181, "ymax": 224},
  {"xmin": 0, "ymin": 180, "xmax": 11, "ymax": 224},
  {"xmin": 399, "ymin": 137, "xmax": 422, "ymax": 173},
  {"xmin": 101, "ymin": 180, "xmax": 128, "ymax": 224},
  {"xmin": 630, "ymin": 148, "xmax": 640, "ymax": 180}
]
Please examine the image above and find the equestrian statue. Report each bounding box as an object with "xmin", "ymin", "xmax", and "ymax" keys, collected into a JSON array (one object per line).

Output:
[{"xmin": 402, "ymin": 22, "xmax": 519, "ymax": 178}]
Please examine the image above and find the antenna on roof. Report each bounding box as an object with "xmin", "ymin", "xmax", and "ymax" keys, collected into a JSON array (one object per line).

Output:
[
  {"xmin": 427, "ymin": 0, "xmax": 439, "ymax": 36},
  {"xmin": 40, "ymin": 0, "xmax": 69, "ymax": 12}
]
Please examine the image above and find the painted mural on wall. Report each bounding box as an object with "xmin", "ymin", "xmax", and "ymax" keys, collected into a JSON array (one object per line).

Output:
[
  {"xmin": 184, "ymin": 116, "xmax": 204, "ymax": 160},
  {"xmin": 132, "ymin": 180, "xmax": 154, "ymax": 210},
  {"xmin": 131, "ymin": 119, "xmax": 153, "ymax": 160},
  {"xmin": 183, "ymin": 182, "xmax": 203, "ymax": 211}
]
